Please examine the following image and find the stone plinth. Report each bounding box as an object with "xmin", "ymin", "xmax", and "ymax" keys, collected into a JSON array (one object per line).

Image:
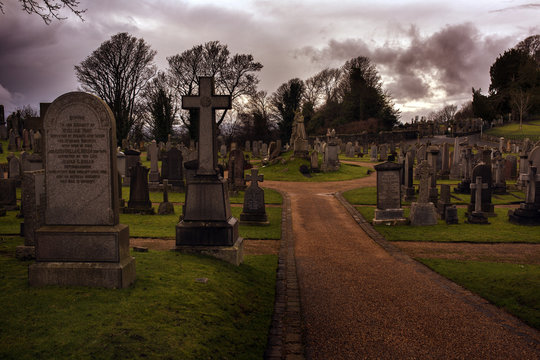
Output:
[
  {"xmin": 373, "ymin": 209, "xmax": 408, "ymax": 225},
  {"xmin": 410, "ymin": 202, "xmax": 438, "ymax": 226},
  {"xmin": 175, "ymin": 237, "xmax": 244, "ymax": 266},
  {"xmin": 508, "ymin": 204, "xmax": 540, "ymax": 226}
]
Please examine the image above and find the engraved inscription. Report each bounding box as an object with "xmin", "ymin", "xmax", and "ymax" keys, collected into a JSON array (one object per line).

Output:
[{"xmin": 377, "ymin": 171, "xmax": 400, "ymax": 209}]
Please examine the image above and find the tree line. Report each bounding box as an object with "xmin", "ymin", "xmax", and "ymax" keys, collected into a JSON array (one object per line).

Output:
[{"xmin": 72, "ymin": 33, "xmax": 399, "ymax": 146}]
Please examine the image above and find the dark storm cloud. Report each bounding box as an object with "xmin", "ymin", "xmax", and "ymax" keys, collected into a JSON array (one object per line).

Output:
[
  {"xmin": 295, "ymin": 23, "xmax": 514, "ymax": 101},
  {"xmin": 489, "ymin": 3, "xmax": 540, "ymax": 13}
]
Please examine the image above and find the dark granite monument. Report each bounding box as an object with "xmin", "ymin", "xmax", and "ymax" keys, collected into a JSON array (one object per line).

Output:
[
  {"xmin": 175, "ymin": 77, "xmax": 243, "ymax": 265},
  {"xmin": 29, "ymin": 92, "xmax": 136, "ymax": 288},
  {"xmin": 240, "ymin": 169, "xmax": 268, "ymax": 225},
  {"xmin": 373, "ymin": 161, "xmax": 407, "ymax": 225}
]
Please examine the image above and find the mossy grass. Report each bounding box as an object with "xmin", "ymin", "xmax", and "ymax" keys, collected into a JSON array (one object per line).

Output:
[
  {"xmin": 231, "ymin": 206, "xmax": 282, "ymax": 239},
  {"xmin": 0, "ymin": 210, "xmax": 23, "ymax": 235},
  {"xmin": 0, "ymin": 236, "xmax": 276, "ymax": 360},
  {"xmin": 485, "ymin": 119, "xmax": 540, "ymax": 140},
  {"xmin": 355, "ymin": 206, "xmax": 540, "ymax": 243},
  {"xmin": 258, "ymin": 152, "xmax": 369, "ymax": 182},
  {"xmin": 418, "ymin": 259, "xmax": 540, "ymax": 330}
]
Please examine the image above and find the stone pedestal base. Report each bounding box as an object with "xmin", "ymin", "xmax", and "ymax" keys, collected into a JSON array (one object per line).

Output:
[
  {"xmin": 402, "ymin": 187, "xmax": 416, "ymax": 202},
  {"xmin": 16, "ymin": 245, "xmax": 35, "ymax": 260},
  {"xmin": 240, "ymin": 211, "xmax": 269, "ymax": 225},
  {"xmin": 445, "ymin": 206, "xmax": 459, "ymax": 224},
  {"xmin": 149, "ymin": 172, "xmax": 160, "ymax": 183},
  {"xmin": 174, "ymin": 237, "xmax": 244, "ymax": 266},
  {"xmin": 158, "ymin": 202, "xmax": 175, "ymax": 215},
  {"xmin": 176, "ymin": 217, "xmax": 239, "ymax": 246},
  {"xmin": 122, "ymin": 206, "xmax": 155, "ymax": 215},
  {"xmin": 508, "ymin": 204, "xmax": 540, "ymax": 226},
  {"xmin": 29, "ymin": 256, "xmax": 136, "ymax": 288},
  {"xmin": 466, "ymin": 211, "xmax": 489, "ymax": 224},
  {"xmin": 410, "ymin": 202, "xmax": 438, "ymax": 226},
  {"xmin": 428, "ymin": 187, "xmax": 438, "ymax": 204},
  {"xmin": 467, "ymin": 203, "xmax": 495, "ymax": 217},
  {"xmin": 373, "ymin": 209, "xmax": 408, "ymax": 225},
  {"xmin": 493, "ymin": 183, "xmax": 507, "ymax": 195},
  {"xmin": 29, "ymin": 224, "xmax": 135, "ymax": 288}
]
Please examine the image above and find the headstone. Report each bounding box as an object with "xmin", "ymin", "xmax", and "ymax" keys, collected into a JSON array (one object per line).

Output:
[
  {"xmin": 466, "ymin": 176, "xmax": 489, "ymax": 224},
  {"xmin": 20, "ymin": 169, "xmax": 45, "ymax": 248},
  {"xmin": 252, "ymin": 141, "xmax": 260, "ymax": 157},
  {"xmin": 402, "ymin": 151, "xmax": 416, "ymax": 201},
  {"xmin": 0, "ymin": 104, "xmax": 7, "ymax": 140},
  {"xmin": 117, "ymin": 151, "xmax": 126, "ymax": 178},
  {"xmin": 499, "ymin": 137, "xmax": 505, "ymax": 153},
  {"xmin": 8, "ymin": 155, "xmax": 21, "ymax": 184},
  {"xmin": 373, "ymin": 161, "xmax": 407, "ymax": 225},
  {"xmin": 158, "ymin": 179, "xmax": 175, "ymax": 215},
  {"xmin": 261, "ymin": 143, "xmax": 268, "ymax": 157},
  {"xmin": 378, "ymin": 144, "xmax": 388, "ymax": 161},
  {"xmin": 409, "ymin": 160, "xmax": 438, "ymax": 226},
  {"xmin": 33, "ymin": 131, "xmax": 43, "ymax": 154},
  {"xmin": 22, "ymin": 129, "xmax": 31, "ymax": 150},
  {"xmin": 440, "ymin": 142, "xmax": 450, "ymax": 179},
  {"xmin": 454, "ymin": 147, "xmax": 473, "ymax": 194},
  {"xmin": 161, "ymin": 147, "xmax": 184, "ymax": 190},
  {"xmin": 345, "ymin": 142, "xmax": 354, "ymax": 157},
  {"xmin": 227, "ymin": 148, "xmax": 247, "ymax": 191},
  {"xmin": 492, "ymin": 156, "xmax": 507, "ymax": 194},
  {"xmin": 427, "ymin": 146, "xmax": 439, "ymax": 203},
  {"xmin": 148, "ymin": 140, "xmax": 160, "ymax": 183},
  {"xmin": 370, "ymin": 145, "xmax": 377, "ymax": 161},
  {"xmin": 124, "ymin": 149, "xmax": 141, "ymax": 186},
  {"xmin": 220, "ymin": 144, "xmax": 227, "ymax": 158},
  {"xmin": 445, "ymin": 205, "xmax": 459, "ymax": 224},
  {"xmin": 29, "ymin": 92, "xmax": 135, "ymax": 288},
  {"xmin": 124, "ymin": 162, "xmax": 154, "ymax": 214},
  {"xmin": 467, "ymin": 163, "xmax": 494, "ymax": 216},
  {"xmin": 0, "ymin": 178, "xmax": 18, "ymax": 210},
  {"xmin": 240, "ymin": 169, "xmax": 268, "ymax": 225},
  {"xmin": 504, "ymin": 155, "xmax": 517, "ymax": 180},
  {"xmin": 175, "ymin": 77, "xmax": 243, "ymax": 265},
  {"xmin": 245, "ymin": 140, "xmax": 250, "ymax": 153},
  {"xmin": 449, "ymin": 137, "xmax": 461, "ymax": 179},
  {"xmin": 508, "ymin": 162, "xmax": 540, "ymax": 225},
  {"xmin": 436, "ymin": 184, "xmax": 452, "ymax": 219},
  {"xmin": 310, "ymin": 150, "xmax": 319, "ymax": 171}
]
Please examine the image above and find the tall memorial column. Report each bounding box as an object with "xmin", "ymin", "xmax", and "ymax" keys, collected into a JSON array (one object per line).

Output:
[
  {"xmin": 175, "ymin": 77, "xmax": 243, "ymax": 265},
  {"xmin": 29, "ymin": 92, "xmax": 135, "ymax": 288}
]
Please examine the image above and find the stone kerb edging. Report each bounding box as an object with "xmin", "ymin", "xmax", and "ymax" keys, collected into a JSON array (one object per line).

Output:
[
  {"xmin": 264, "ymin": 188, "xmax": 305, "ymax": 360},
  {"xmin": 334, "ymin": 191, "xmax": 540, "ymax": 346}
]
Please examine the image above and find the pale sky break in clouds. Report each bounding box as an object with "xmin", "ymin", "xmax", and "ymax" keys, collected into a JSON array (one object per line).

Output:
[{"xmin": 0, "ymin": 0, "xmax": 538, "ymax": 122}]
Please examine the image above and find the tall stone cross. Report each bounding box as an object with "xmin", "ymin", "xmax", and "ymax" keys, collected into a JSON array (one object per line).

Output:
[
  {"xmin": 521, "ymin": 164, "xmax": 540, "ymax": 204},
  {"xmin": 246, "ymin": 168, "xmax": 264, "ymax": 188},
  {"xmin": 182, "ymin": 77, "xmax": 231, "ymax": 176},
  {"xmin": 470, "ymin": 176, "xmax": 488, "ymax": 213}
]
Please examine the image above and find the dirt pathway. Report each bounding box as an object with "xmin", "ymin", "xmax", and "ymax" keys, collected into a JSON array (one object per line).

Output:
[{"xmin": 263, "ymin": 171, "xmax": 540, "ymax": 359}]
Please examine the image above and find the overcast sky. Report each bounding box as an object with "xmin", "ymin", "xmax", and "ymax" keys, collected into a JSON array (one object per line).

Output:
[{"xmin": 0, "ymin": 0, "xmax": 538, "ymax": 122}]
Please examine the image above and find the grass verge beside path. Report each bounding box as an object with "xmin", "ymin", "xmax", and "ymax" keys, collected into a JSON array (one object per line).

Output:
[
  {"xmin": 418, "ymin": 258, "xmax": 540, "ymax": 330},
  {"xmin": 355, "ymin": 207, "xmax": 540, "ymax": 243},
  {"xmin": 0, "ymin": 237, "xmax": 276, "ymax": 360}
]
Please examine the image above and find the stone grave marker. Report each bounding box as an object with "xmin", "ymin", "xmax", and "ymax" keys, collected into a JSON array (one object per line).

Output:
[
  {"xmin": 161, "ymin": 147, "xmax": 184, "ymax": 190},
  {"xmin": 493, "ymin": 156, "xmax": 506, "ymax": 194},
  {"xmin": 504, "ymin": 155, "xmax": 517, "ymax": 180},
  {"xmin": 402, "ymin": 151, "xmax": 416, "ymax": 201},
  {"xmin": 29, "ymin": 92, "xmax": 135, "ymax": 288},
  {"xmin": 117, "ymin": 151, "xmax": 126, "ymax": 178},
  {"xmin": 410, "ymin": 160, "xmax": 438, "ymax": 226},
  {"xmin": 240, "ymin": 168, "xmax": 268, "ymax": 225},
  {"xmin": 227, "ymin": 148, "xmax": 247, "ymax": 191},
  {"xmin": 16, "ymin": 169, "xmax": 45, "ymax": 260},
  {"xmin": 148, "ymin": 140, "xmax": 160, "ymax": 184},
  {"xmin": 158, "ymin": 179, "xmax": 175, "ymax": 215},
  {"xmin": 261, "ymin": 143, "xmax": 268, "ymax": 158},
  {"xmin": 467, "ymin": 163, "xmax": 494, "ymax": 216},
  {"xmin": 0, "ymin": 178, "xmax": 18, "ymax": 210},
  {"xmin": 508, "ymin": 162, "xmax": 540, "ymax": 225},
  {"xmin": 437, "ymin": 184, "xmax": 452, "ymax": 219},
  {"xmin": 467, "ymin": 176, "xmax": 489, "ymax": 224},
  {"xmin": 175, "ymin": 77, "xmax": 243, "ymax": 265},
  {"xmin": 373, "ymin": 161, "xmax": 407, "ymax": 225},
  {"xmin": 124, "ymin": 149, "xmax": 141, "ymax": 186},
  {"xmin": 310, "ymin": 150, "xmax": 320, "ymax": 171},
  {"xmin": 124, "ymin": 162, "xmax": 154, "ymax": 214}
]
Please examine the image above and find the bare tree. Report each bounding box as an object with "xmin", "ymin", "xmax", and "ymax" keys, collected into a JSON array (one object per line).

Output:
[
  {"xmin": 75, "ymin": 32, "xmax": 157, "ymax": 145},
  {"xmin": 0, "ymin": 0, "xmax": 85, "ymax": 24},
  {"xmin": 511, "ymin": 88, "xmax": 532, "ymax": 130},
  {"xmin": 142, "ymin": 71, "xmax": 178, "ymax": 143},
  {"xmin": 167, "ymin": 41, "xmax": 262, "ymax": 139}
]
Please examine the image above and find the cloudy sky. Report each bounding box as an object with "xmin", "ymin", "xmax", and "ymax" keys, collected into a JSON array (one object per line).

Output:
[{"xmin": 0, "ymin": 0, "xmax": 538, "ymax": 122}]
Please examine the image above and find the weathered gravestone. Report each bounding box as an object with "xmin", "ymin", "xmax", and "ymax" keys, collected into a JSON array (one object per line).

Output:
[
  {"xmin": 373, "ymin": 161, "xmax": 407, "ymax": 225},
  {"xmin": 29, "ymin": 92, "xmax": 135, "ymax": 288},
  {"xmin": 402, "ymin": 151, "xmax": 416, "ymax": 201},
  {"xmin": 158, "ymin": 179, "xmax": 175, "ymax": 215},
  {"xmin": 175, "ymin": 77, "xmax": 243, "ymax": 265},
  {"xmin": 310, "ymin": 150, "xmax": 320, "ymax": 171},
  {"xmin": 409, "ymin": 160, "xmax": 438, "ymax": 226},
  {"xmin": 504, "ymin": 155, "xmax": 517, "ymax": 180},
  {"xmin": 117, "ymin": 151, "xmax": 126, "ymax": 178},
  {"xmin": 8, "ymin": 155, "xmax": 21, "ymax": 184},
  {"xmin": 227, "ymin": 148, "xmax": 248, "ymax": 191},
  {"xmin": 467, "ymin": 163, "xmax": 494, "ymax": 216},
  {"xmin": 124, "ymin": 162, "xmax": 154, "ymax": 214},
  {"xmin": 16, "ymin": 169, "xmax": 45, "ymax": 260},
  {"xmin": 492, "ymin": 156, "xmax": 507, "ymax": 194},
  {"xmin": 0, "ymin": 178, "xmax": 18, "ymax": 210},
  {"xmin": 161, "ymin": 147, "xmax": 184, "ymax": 191},
  {"xmin": 508, "ymin": 162, "xmax": 540, "ymax": 225},
  {"xmin": 124, "ymin": 149, "xmax": 141, "ymax": 186},
  {"xmin": 466, "ymin": 176, "xmax": 489, "ymax": 224},
  {"xmin": 322, "ymin": 135, "xmax": 340, "ymax": 172},
  {"xmin": 437, "ymin": 184, "xmax": 452, "ymax": 220},
  {"xmin": 0, "ymin": 104, "xmax": 7, "ymax": 140},
  {"xmin": 148, "ymin": 140, "xmax": 160, "ymax": 184},
  {"xmin": 240, "ymin": 169, "xmax": 268, "ymax": 225}
]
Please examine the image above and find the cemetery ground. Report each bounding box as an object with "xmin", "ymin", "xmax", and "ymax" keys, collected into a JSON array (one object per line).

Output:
[{"xmin": 485, "ymin": 119, "xmax": 540, "ymax": 140}]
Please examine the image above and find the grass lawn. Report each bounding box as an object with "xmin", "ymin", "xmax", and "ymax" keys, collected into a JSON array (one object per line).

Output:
[
  {"xmin": 120, "ymin": 205, "xmax": 281, "ymax": 240},
  {"xmin": 418, "ymin": 259, "xmax": 540, "ymax": 330},
  {"xmin": 355, "ymin": 206, "xmax": 540, "ymax": 243},
  {"xmin": 0, "ymin": 236, "xmax": 276, "ymax": 360},
  {"xmin": 485, "ymin": 120, "xmax": 540, "ymax": 140},
  {"xmin": 258, "ymin": 153, "xmax": 369, "ymax": 182},
  {"xmin": 0, "ymin": 210, "xmax": 23, "ymax": 235}
]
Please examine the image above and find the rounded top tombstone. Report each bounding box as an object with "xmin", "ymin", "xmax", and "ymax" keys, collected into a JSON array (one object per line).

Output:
[{"xmin": 43, "ymin": 92, "xmax": 119, "ymax": 226}]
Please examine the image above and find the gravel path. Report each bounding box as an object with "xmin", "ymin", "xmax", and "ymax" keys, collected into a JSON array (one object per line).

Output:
[{"xmin": 263, "ymin": 170, "xmax": 540, "ymax": 359}]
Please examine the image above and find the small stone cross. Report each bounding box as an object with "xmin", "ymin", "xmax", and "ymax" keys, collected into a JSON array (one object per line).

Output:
[
  {"xmin": 182, "ymin": 77, "xmax": 231, "ymax": 176},
  {"xmin": 470, "ymin": 176, "xmax": 488, "ymax": 213},
  {"xmin": 246, "ymin": 168, "xmax": 264, "ymax": 188},
  {"xmin": 520, "ymin": 163, "xmax": 540, "ymax": 204}
]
